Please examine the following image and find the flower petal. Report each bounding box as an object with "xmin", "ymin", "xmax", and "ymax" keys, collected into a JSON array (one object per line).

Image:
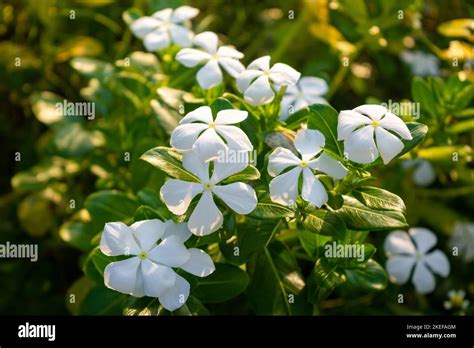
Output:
[
  {"xmin": 413, "ymin": 160, "xmax": 436, "ymax": 187},
  {"xmin": 280, "ymin": 95, "xmax": 296, "ymax": 120},
  {"xmin": 218, "ymin": 57, "xmax": 245, "ymax": 78},
  {"xmin": 213, "ymin": 182, "xmax": 257, "ymax": 214},
  {"xmin": 344, "ymin": 125, "xmax": 379, "ymax": 164},
  {"xmin": 175, "ymin": 48, "xmax": 211, "ymax": 67},
  {"xmin": 158, "ymin": 274, "xmax": 190, "ymax": 311},
  {"xmin": 412, "ymin": 260, "xmax": 436, "ymax": 294},
  {"xmin": 143, "ymin": 29, "xmax": 171, "ymax": 51},
  {"xmin": 424, "ymin": 250, "xmax": 450, "ymax": 277},
  {"xmin": 188, "ymin": 191, "xmax": 223, "ymax": 235},
  {"xmin": 294, "ymin": 129, "xmax": 325, "ymax": 160},
  {"xmin": 299, "ymin": 76, "xmax": 328, "ymax": 96},
  {"xmin": 375, "ymin": 126, "xmax": 405, "ymax": 164},
  {"xmin": 215, "ymin": 125, "xmax": 253, "ymax": 152},
  {"xmin": 197, "ymin": 59, "xmax": 223, "ymax": 89},
  {"xmin": 210, "ymin": 160, "xmax": 248, "ymax": 184},
  {"xmin": 217, "ymin": 46, "xmax": 244, "ymax": 59},
  {"xmin": 236, "ymin": 69, "xmax": 264, "ymax": 93},
  {"xmin": 160, "ymin": 179, "xmax": 204, "ymax": 215},
  {"xmin": 386, "ymin": 255, "xmax": 416, "ymax": 284},
  {"xmin": 301, "ymin": 167, "xmax": 328, "ymax": 207},
  {"xmin": 171, "ymin": 6, "xmax": 199, "ymax": 23},
  {"xmin": 215, "ymin": 109, "xmax": 248, "ymax": 125},
  {"xmin": 192, "ymin": 127, "xmax": 227, "ymax": 162},
  {"xmin": 162, "ymin": 221, "xmax": 192, "ymax": 243},
  {"xmin": 269, "ymin": 63, "xmax": 301, "ymax": 86},
  {"xmin": 148, "ymin": 235, "xmax": 190, "ymax": 267},
  {"xmin": 104, "ymin": 257, "xmax": 141, "ymax": 295},
  {"xmin": 169, "ymin": 24, "xmax": 193, "ymax": 47},
  {"xmin": 379, "ymin": 112, "xmax": 413, "ymax": 140},
  {"xmin": 170, "ymin": 123, "xmax": 208, "ymax": 151},
  {"xmin": 100, "ymin": 222, "xmax": 140, "ymax": 256},
  {"xmin": 269, "ymin": 166, "xmax": 302, "ymax": 206},
  {"xmin": 141, "ymin": 260, "xmax": 176, "ymax": 297},
  {"xmin": 409, "ymin": 227, "xmax": 437, "ymax": 254},
  {"xmin": 180, "ymin": 248, "xmax": 215, "ymax": 277},
  {"xmin": 248, "ymin": 55, "xmax": 271, "ymax": 71},
  {"xmin": 384, "ymin": 230, "xmax": 416, "ymax": 256},
  {"xmin": 267, "ymin": 147, "xmax": 300, "ymax": 177},
  {"xmin": 130, "ymin": 17, "xmax": 160, "ymax": 39},
  {"xmin": 309, "ymin": 152, "xmax": 348, "ymax": 179},
  {"xmin": 179, "ymin": 105, "xmax": 213, "ymax": 124},
  {"xmin": 152, "ymin": 8, "xmax": 173, "ymax": 21},
  {"xmin": 337, "ymin": 110, "xmax": 371, "ymax": 141},
  {"xmin": 182, "ymin": 151, "xmax": 209, "ymax": 182},
  {"xmin": 130, "ymin": 219, "xmax": 166, "ymax": 252},
  {"xmin": 354, "ymin": 104, "xmax": 387, "ymax": 120},
  {"xmin": 244, "ymin": 75, "xmax": 275, "ymax": 106},
  {"xmin": 193, "ymin": 31, "xmax": 218, "ymax": 53}
]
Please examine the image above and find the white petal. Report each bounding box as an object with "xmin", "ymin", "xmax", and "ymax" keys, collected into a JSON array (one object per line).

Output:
[
  {"xmin": 192, "ymin": 127, "xmax": 227, "ymax": 162},
  {"xmin": 188, "ymin": 191, "xmax": 223, "ymax": 236},
  {"xmin": 337, "ymin": 110, "xmax": 371, "ymax": 141},
  {"xmin": 148, "ymin": 235, "xmax": 190, "ymax": 267},
  {"xmin": 158, "ymin": 274, "xmax": 190, "ymax": 311},
  {"xmin": 175, "ymin": 48, "xmax": 211, "ymax": 67},
  {"xmin": 386, "ymin": 255, "xmax": 416, "ymax": 284},
  {"xmin": 269, "ymin": 63, "xmax": 301, "ymax": 86},
  {"xmin": 293, "ymin": 97, "xmax": 309, "ymax": 112},
  {"xmin": 344, "ymin": 125, "xmax": 379, "ymax": 164},
  {"xmin": 375, "ymin": 127, "xmax": 405, "ymax": 164},
  {"xmin": 248, "ymin": 55, "xmax": 271, "ymax": 71},
  {"xmin": 132, "ymin": 267, "xmax": 145, "ymax": 297},
  {"xmin": 197, "ymin": 59, "xmax": 223, "ymax": 89},
  {"xmin": 180, "ymin": 248, "xmax": 215, "ymax": 277},
  {"xmin": 162, "ymin": 221, "xmax": 192, "ymax": 243},
  {"xmin": 304, "ymin": 95, "xmax": 327, "ymax": 105},
  {"xmin": 218, "ymin": 57, "xmax": 245, "ymax": 77},
  {"xmin": 269, "ymin": 166, "xmax": 302, "ymax": 206},
  {"xmin": 215, "ymin": 109, "xmax": 248, "ymax": 125},
  {"xmin": 104, "ymin": 257, "xmax": 141, "ymax": 295},
  {"xmin": 299, "ymin": 76, "xmax": 328, "ymax": 96},
  {"xmin": 236, "ymin": 69, "xmax": 263, "ymax": 93},
  {"xmin": 412, "ymin": 261, "xmax": 436, "ymax": 294},
  {"xmin": 379, "ymin": 112, "xmax": 413, "ymax": 140},
  {"xmin": 354, "ymin": 104, "xmax": 387, "ymax": 121},
  {"xmin": 141, "ymin": 260, "xmax": 176, "ymax": 297},
  {"xmin": 413, "ymin": 160, "xmax": 436, "ymax": 187},
  {"xmin": 130, "ymin": 17, "xmax": 160, "ymax": 39},
  {"xmin": 160, "ymin": 179, "xmax": 204, "ymax": 215},
  {"xmin": 100, "ymin": 222, "xmax": 140, "ymax": 256},
  {"xmin": 215, "ymin": 125, "xmax": 253, "ymax": 152},
  {"xmin": 301, "ymin": 167, "xmax": 328, "ymax": 207},
  {"xmin": 193, "ymin": 31, "xmax": 218, "ymax": 53},
  {"xmin": 179, "ymin": 105, "xmax": 213, "ymax": 124},
  {"xmin": 267, "ymin": 147, "xmax": 300, "ymax": 177},
  {"xmin": 280, "ymin": 95, "xmax": 296, "ymax": 120},
  {"xmin": 213, "ymin": 182, "xmax": 257, "ymax": 214},
  {"xmin": 169, "ymin": 24, "xmax": 193, "ymax": 47},
  {"xmin": 130, "ymin": 219, "xmax": 166, "ymax": 252},
  {"xmin": 294, "ymin": 129, "xmax": 325, "ymax": 160},
  {"xmin": 170, "ymin": 123, "xmax": 208, "ymax": 151},
  {"xmin": 244, "ymin": 75, "xmax": 275, "ymax": 106},
  {"xmin": 182, "ymin": 151, "xmax": 209, "ymax": 182},
  {"xmin": 171, "ymin": 6, "xmax": 199, "ymax": 23},
  {"xmin": 384, "ymin": 230, "xmax": 416, "ymax": 256},
  {"xmin": 151, "ymin": 8, "xmax": 173, "ymax": 21},
  {"xmin": 409, "ymin": 227, "xmax": 437, "ymax": 254},
  {"xmin": 424, "ymin": 250, "xmax": 450, "ymax": 277},
  {"xmin": 210, "ymin": 160, "xmax": 248, "ymax": 184},
  {"xmin": 217, "ymin": 46, "xmax": 244, "ymax": 59},
  {"xmin": 309, "ymin": 152, "xmax": 348, "ymax": 179},
  {"xmin": 143, "ymin": 29, "xmax": 171, "ymax": 51}
]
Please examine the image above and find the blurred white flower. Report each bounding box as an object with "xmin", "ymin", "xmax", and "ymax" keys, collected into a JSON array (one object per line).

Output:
[
  {"xmin": 401, "ymin": 158, "xmax": 436, "ymax": 186},
  {"xmin": 176, "ymin": 31, "xmax": 245, "ymax": 89},
  {"xmin": 130, "ymin": 6, "xmax": 199, "ymax": 51},
  {"xmin": 384, "ymin": 227, "xmax": 450, "ymax": 294},
  {"xmin": 400, "ymin": 50, "xmax": 440, "ymax": 76},
  {"xmin": 337, "ymin": 104, "xmax": 413, "ymax": 164},
  {"xmin": 444, "ymin": 289, "xmax": 470, "ymax": 310},
  {"xmin": 160, "ymin": 152, "xmax": 257, "ymax": 236},
  {"xmin": 280, "ymin": 77, "xmax": 328, "ymax": 121},
  {"xmin": 237, "ymin": 55, "xmax": 301, "ymax": 106},
  {"xmin": 100, "ymin": 219, "xmax": 215, "ymax": 311},
  {"xmin": 449, "ymin": 222, "xmax": 474, "ymax": 263},
  {"xmin": 170, "ymin": 106, "xmax": 252, "ymax": 162},
  {"xmin": 268, "ymin": 129, "xmax": 347, "ymax": 207}
]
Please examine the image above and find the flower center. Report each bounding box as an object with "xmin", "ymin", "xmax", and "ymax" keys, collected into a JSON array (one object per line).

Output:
[
  {"xmin": 139, "ymin": 251, "xmax": 148, "ymax": 260},
  {"xmin": 209, "ymin": 122, "xmax": 216, "ymax": 129},
  {"xmin": 263, "ymin": 70, "xmax": 271, "ymax": 76},
  {"xmin": 451, "ymin": 295, "xmax": 463, "ymax": 307},
  {"xmin": 204, "ymin": 182, "xmax": 213, "ymax": 191},
  {"xmin": 299, "ymin": 160, "xmax": 309, "ymax": 167},
  {"xmin": 371, "ymin": 120, "xmax": 380, "ymax": 128},
  {"xmin": 415, "ymin": 251, "xmax": 423, "ymax": 261}
]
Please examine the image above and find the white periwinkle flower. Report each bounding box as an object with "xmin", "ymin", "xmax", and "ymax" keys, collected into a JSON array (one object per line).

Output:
[
  {"xmin": 170, "ymin": 105, "xmax": 252, "ymax": 162},
  {"xmin": 130, "ymin": 6, "xmax": 199, "ymax": 52},
  {"xmin": 337, "ymin": 104, "xmax": 413, "ymax": 164},
  {"xmin": 401, "ymin": 158, "xmax": 436, "ymax": 187},
  {"xmin": 176, "ymin": 31, "xmax": 245, "ymax": 89},
  {"xmin": 449, "ymin": 222, "xmax": 474, "ymax": 263},
  {"xmin": 400, "ymin": 50, "xmax": 440, "ymax": 76},
  {"xmin": 444, "ymin": 290, "xmax": 470, "ymax": 310},
  {"xmin": 280, "ymin": 77, "xmax": 328, "ymax": 121},
  {"xmin": 268, "ymin": 129, "xmax": 348, "ymax": 207},
  {"xmin": 100, "ymin": 219, "xmax": 215, "ymax": 311},
  {"xmin": 160, "ymin": 152, "xmax": 257, "ymax": 236},
  {"xmin": 237, "ymin": 55, "xmax": 301, "ymax": 106},
  {"xmin": 384, "ymin": 227, "xmax": 450, "ymax": 294}
]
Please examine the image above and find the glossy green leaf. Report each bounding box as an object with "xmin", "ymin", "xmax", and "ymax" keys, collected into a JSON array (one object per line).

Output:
[
  {"xmin": 307, "ymin": 103, "xmax": 344, "ymax": 158},
  {"xmin": 344, "ymin": 259, "xmax": 387, "ymax": 291},
  {"xmin": 352, "ymin": 186, "xmax": 406, "ymax": 212}
]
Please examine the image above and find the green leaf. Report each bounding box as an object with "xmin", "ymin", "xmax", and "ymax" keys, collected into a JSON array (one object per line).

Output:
[
  {"xmin": 453, "ymin": 84, "xmax": 473, "ymax": 110},
  {"xmin": 446, "ymin": 119, "xmax": 474, "ymax": 134},
  {"xmin": 85, "ymin": 190, "xmax": 139, "ymax": 227},
  {"xmin": 59, "ymin": 222, "xmax": 96, "ymax": 251},
  {"xmin": 183, "ymin": 296, "xmax": 210, "ymax": 316},
  {"xmin": 66, "ymin": 277, "xmax": 95, "ymax": 315},
  {"xmin": 55, "ymin": 122, "xmax": 96, "ymax": 157},
  {"xmin": 122, "ymin": 7, "xmax": 143, "ymax": 26},
  {"xmin": 193, "ymin": 263, "xmax": 249, "ymax": 303},
  {"xmin": 324, "ymin": 242, "xmax": 377, "ymax": 267},
  {"xmin": 30, "ymin": 91, "xmax": 63, "ymax": 124},
  {"xmin": 86, "ymin": 247, "xmax": 113, "ymax": 277},
  {"xmin": 344, "ymin": 259, "xmax": 387, "ymax": 291},
  {"xmin": 70, "ymin": 57, "xmax": 114, "ymax": 78},
  {"xmin": 133, "ymin": 205, "xmax": 167, "ymax": 221},
  {"xmin": 221, "ymin": 165, "xmax": 260, "ymax": 184},
  {"xmin": 140, "ymin": 146, "xmax": 199, "ymax": 182},
  {"xmin": 302, "ymin": 209, "xmax": 346, "ymax": 237},
  {"xmin": 80, "ymin": 286, "xmax": 126, "ymax": 315},
  {"xmin": 411, "ymin": 77, "xmax": 437, "ymax": 118},
  {"xmin": 307, "ymin": 258, "xmax": 346, "ymax": 304},
  {"xmin": 210, "ymin": 97, "xmax": 234, "ymax": 115},
  {"xmin": 352, "ymin": 186, "xmax": 406, "ymax": 212},
  {"xmin": 297, "ymin": 229, "xmax": 332, "ymax": 258},
  {"xmin": 307, "ymin": 103, "xmax": 344, "ymax": 158},
  {"xmin": 123, "ymin": 297, "xmax": 163, "ymax": 316},
  {"xmin": 248, "ymin": 201, "xmax": 295, "ymax": 220},
  {"xmin": 335, "ymin": 195, "xmax": 408, "ymax": 231}
]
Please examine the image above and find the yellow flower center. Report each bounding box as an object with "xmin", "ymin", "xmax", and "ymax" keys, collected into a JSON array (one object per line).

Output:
[
  {"xmin": 204, "ymin": 182, "xmax": 213, "ymax": 190},
  {"xmin": 371, "ymin": 120, "xmax": 380, "ymax": 128},
  {"xmin": 450, "ymin": 294, "xmax": 464, "ymax": 307},
  {"xmin": 209, "ymin": 122, "xmax": 216, "ymax": 129},
  {"xmin": 300, "ymin": 160, "xmax": 309, "ymax": 168},
  {"xmin": 139, "ymin": 251, "xmax": 148, "ymax": 260},
  {"xmin": 263, "ymin": 70, "xmax": 271, "ymax": 76}
]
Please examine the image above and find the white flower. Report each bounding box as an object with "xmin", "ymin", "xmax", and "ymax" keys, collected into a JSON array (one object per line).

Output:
[
  {"xmin": 100, "ymin": 219, "xmax": 215, "ymax": 311},
  {"xmin": 176, "ymin": 31, "xmax": 245, "ymax": 89},
  {"xmin": 280, "ymin": 77, "xmax": 328, "ymax": 121},
  {"xmin": 337, "ymin": 104, "xmax": 413, "ymax": 164},
  {"xmin": 444, "ymin": 289, "xmax": 470, "ymax": 310},
  {"xmin": 384, "ymin": 227, "xmax": 450, "ymax": 294},
  {"xmin": 401, "ymin": 158, "xmax": 436, "ymax": 187},
  {"xmin": 449, "ymin": 222, "xmax": 474, "ymax": 263},
  {"xmin": 400, "ymin": 50, "xmax": 440, "ymax": 76},
  {"xmin": 267, "ymin": 129, "xmax": 348, "ymax": 207},
  {"xmin": 130, "ymin": 6, "xmax": 199, "ymax": 52},
  {"xmin": 237, "ymin": 56, "xmax": 301, "ymax": 106},
  {"xmin": 160, "ymin": 152, "xmax": 257, "ymax": 236},
  {"xmin": 170, "ymin": 105, "xmax": 252, "ymax": 162}
]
